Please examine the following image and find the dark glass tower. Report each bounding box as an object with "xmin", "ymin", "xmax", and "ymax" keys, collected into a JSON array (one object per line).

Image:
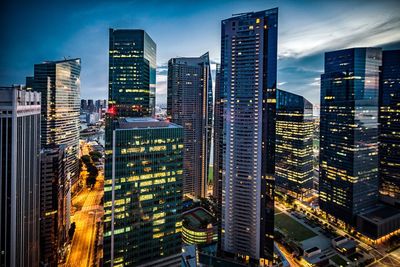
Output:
[
  {"xmin": 276, "ymin": 89, "xmax": 313, "ymax": 199},
  {"xmin": 220, "ymin": 8, "xmax": 278, "ymax": 264},
  {"xmin": 103, "ymin": 118, "xmax": 183, "ymax": 267},
  {"xmin": 167, "ymin": 52, "xmax": 213, "ymax": 198},
  {"xmin": 108, "ymin": 29, "xmax": 156, "ymax": 118},
  {"xmin": 105, "ymin": 29, "xmax": 157, "ymax": 191},
  {"xmin": 40, "ymin": 145, "xmax": 69, "ymax": 266},
  {"xmin": 212, "ymin": 63, "xmax": 224, "ymax": 253},
  {"xmin": 33, "ymin": 58, "xmax": 81, "ymax": 188},
  {"xmin": 105, "ymin": 29, "xmax": 183, "ymax": 266},
  {"xmin": 379, "ymin": 50, "xmax": 400, "ymax": 206},
  {"xmin": 319, "ymin": 48, "xmax": 381, "ymax": 225},
  {"xmin": 0, "ymin": 86, "xmax": 41, "ymax": 267}
]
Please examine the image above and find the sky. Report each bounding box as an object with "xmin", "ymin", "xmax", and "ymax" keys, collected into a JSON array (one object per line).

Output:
[{"xmin": 1, "ymin": 0, "xmax": 399, "ymax": 107}]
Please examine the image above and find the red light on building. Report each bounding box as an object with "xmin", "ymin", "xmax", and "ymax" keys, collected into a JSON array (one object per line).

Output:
[{"xmin": 107, "ymin": 105, "xmax": 117, "ymax": 116}]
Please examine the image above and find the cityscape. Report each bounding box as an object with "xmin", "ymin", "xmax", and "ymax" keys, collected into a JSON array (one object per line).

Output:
[{"xmin": 1, "ymin": 1, "xmax": 400, "ymax": 267}]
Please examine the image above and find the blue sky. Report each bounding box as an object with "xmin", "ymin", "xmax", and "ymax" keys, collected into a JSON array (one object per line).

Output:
[{"xmin": 1, "ymin": 0, "xmax": 399, "ymax": 107}]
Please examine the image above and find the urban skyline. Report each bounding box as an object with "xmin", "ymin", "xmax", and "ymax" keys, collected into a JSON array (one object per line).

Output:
[
  {"xmin": 1, "ymin": 1, "xmax": 400, "ymax": 267},
  {"xmin": 1, "ymin": 0, "xmax": 400, "ymax": 106}
]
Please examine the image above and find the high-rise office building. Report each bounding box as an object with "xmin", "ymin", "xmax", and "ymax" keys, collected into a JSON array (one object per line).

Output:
[
  {"xmin": 81, "ymin": 99, "xmax": 88, "ymax": 111},
  {"xmin": 220, "ymin": 9, "xmax": 278, "ymax": 264},
  {"xmin": 105, "ymin": 29, "xmax": 157, "ymax": 190},
  {"xmin": 319, "ymin": 48, "xmax": 381, "ymax": 225},
  {"xmin": 103, "ymin": 118, "xmax": 183, "ymax": 266},
  {"xmin": 87, "ymin": 99, "xmax": 95, "ymax": 113},
  {"xmin": 379, "ymin": 50, "xmax": 400, "ymax": 206},
  {"xmin": 40, "ymin": 145, "xmax": 69, "ymax": 266},
  {"xmin": 104, "ymin": 29, "xmax": 183, "ymax": 266},
  {"xmin": 25, "ymin": 76, "xmax": 34, "ymax": 91},
  {"xmin": 212, "ymin": 63, "xmax": 224, "ymax": 253},
  {"xmin": 108, "ymin": 29, "xmax": 156, "ymax": 118},
  {"xmin": 275, "ymin": 89, "xmax": 313, "ymax": 199},
  {"xmin": 95, "ymin": 99, "xmax": 101, "ymax": 110},
  {"xmin": 167, "ymin": 52, "xmax": 213, "ymax": 198},
  {"xmin": 0, "ymin": 86, "xmax": 41, "ymax": 267},
  {"xmin": 33, "ymin": 58, "xmax": 81, "ymax": 187}
]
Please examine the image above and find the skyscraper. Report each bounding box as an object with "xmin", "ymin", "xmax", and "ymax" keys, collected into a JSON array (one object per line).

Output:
[
  {"xmin": 81, "ymin": 99, "xmax": 88, "ymax": 111},
  {"xmin": 104, "ymin": 29, "xmax": 183, "ymax": 266},
  {"xmin": 212, "ymin": 63, "xmax": 224, "ymax": 253},
  {"xmin": 87, "ymin": 99, "xmax": 95, "ymax": 113},
  {"xmin": 0, "ymin": 86, "xmax": 41, "ymax": 267},
  {"xmin": 103, "ymin": 118, "xmax": 184, "ymax": 266},
  {"xmin": 108, "ymin": 29, "xmax": 156, "ymax": 118},
  {"xmin": 379, "ymin": 50, "xmax": 400, "ymax": 206},
  {"xmin": 275, "ymin": 89, "xmax": 313, "ymax": 199},
  {"xmin": 167, "ymin": 52, "xmax": 213, "ymax": 198},
  {"xmin": 319, "ymin": 48, "xmax": 381, "ymax": 225},
  {"xmin": 220, "ymin": 9, "xmax": 278, "ymax": 264},
  {"xmin": 33, "ymin": 58, "xmax": 81, "ymax": 188},
  {"xmin": 40, "ymin": 145, "xmax": 69, "ymax": 266},
  {"xmin": 25, "ymin": 76, "xmax": 34, "ymax": 91}
]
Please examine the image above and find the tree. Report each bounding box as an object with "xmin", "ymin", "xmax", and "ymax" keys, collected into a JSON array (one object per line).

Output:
[
  {"xmin": 81, "ymin": 155, "xmax": 91, "ymax": 164},
  {"xmin": 89, "ymin": 151, "xmax": 102, "ymax": 158},
  {"xmin": 68, "ymin": 222, "xmax": 76, "ymax": 239},
  {"xmin": 79, "ymin": 159, "xmax": 83, "ymax": 172},
  {"xmin": 89, "ymin": 151, "xmax": 102, "ymax": 162},
  {"xmin": 286, "ymin": 195, "xmax": 295, "ymax": 205},
  {"xmin": 91, "ymin": 154, "xmax": 100, "ymax": 162},
  {"xmin": 86, "ymin": 174, "xmax": 97, "ymax": 188}
]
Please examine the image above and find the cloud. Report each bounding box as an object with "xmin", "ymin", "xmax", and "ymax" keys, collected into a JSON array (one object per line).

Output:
[
  {"xmin": 156, "ymin": 73, "xmax": 167, "ymax": 105},
  {"xmin": 279, "ymin": 6, "xmax": 400, "ymax": 60},
  {"xmin": 278, "ymin": 82, "xmax": 287, "ymax": 86},
  {"xmin": 1, "ymin": 0, "xmax": 400, "ymax": 107}
]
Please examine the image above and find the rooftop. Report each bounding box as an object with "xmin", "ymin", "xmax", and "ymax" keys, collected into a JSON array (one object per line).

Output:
[
  {"xmin": 41, "ymin": 58, "xmax": 81, "ymax": 64},
  {"xmin": 118, "ymin": 117, "xmax": 181, "ymax": 129},
  {"xmin": 359, "ymin": 205, "xmax": 400, "ymax": 223},
  {"xmin": 182, "ymin": 207, "xmax": 215, "ymax": 230},
  {"xmin": 337, "ymin": 240, "xmax": 357, "ymax": 250},
  {"xmin": 305, "ymin": 247, "xmax": 320, "ymax": 253},
  {"xmin": 333, "ymin": 236, "xmax": 347, "ymax": 242},
  {"xmin": 304, "ymin": 253, "xmax": 329, "ymax": 265}
]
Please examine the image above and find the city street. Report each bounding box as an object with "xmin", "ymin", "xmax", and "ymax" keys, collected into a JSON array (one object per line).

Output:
[
  {"xmin": 276, "ymin": 242, "xmax": 301, "ymax": 267},
  {"xmin": 66, "ymin": 172, "xmax": 103, "ymax": 267},
  {"xmin": 65, "ymin": 141, "xmax": 104, "ymax": 267}
]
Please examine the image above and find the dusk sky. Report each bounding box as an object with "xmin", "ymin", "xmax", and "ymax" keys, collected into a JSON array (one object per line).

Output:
[{"xmin": 1, "ymin": 0, "xmax": 399, "ymax": 106}]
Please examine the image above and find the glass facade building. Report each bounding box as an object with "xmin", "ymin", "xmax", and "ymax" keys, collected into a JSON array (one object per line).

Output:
[
  {"xmin": 276, "ymin": 89, "xmax": 313, "ymax": 199},
  {"xmin": 379, "ymin": 50, "xmax": 400, "ymax": 205},
  {"xmin": 108, "ymin": 29, "xmax": 156, "ymax": 118},
  {"xmin": 167, "ymin": 52, "xmax": 213, "ymax": 198},
  {"xmin": 220, "ymin": 9, "xmax": 278, "ymax": 264},
  {"xmin": 212, "ymin": 63, "xmax": 224, "ymax": 253},
  {"xmin": 40, "ymin": 145, "xmax": 69, "ymax": 266},
  {"xmin": 105, "ymin": 29, "xmax": 183, "ymax": 266},
  {"xmin": 103, "ymin": 118, "xmax": 183, "ymax": 266},
  {"xmin": 319, "ymin": 48, "xmax": 381, "ymax": 225},
  {"xmin": 106, "ymin": 29, "xmax": 157, "ymax": 207},
  {"xmin": 33, "ymin": 58, "xmax": 81, "ymax": 187},
  {"xmin": 0, "ymin": 86, "xmax": 41, "ymax": 267}
]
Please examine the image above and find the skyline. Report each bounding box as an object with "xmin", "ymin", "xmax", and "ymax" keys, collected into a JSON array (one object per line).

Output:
[
  {"xmin": 1, "ymin": 0, "xmax": 400, "ymax": 106},
  {"xmin": 1, "ymin": 3, "xmax": 400, "ymax": 266}
]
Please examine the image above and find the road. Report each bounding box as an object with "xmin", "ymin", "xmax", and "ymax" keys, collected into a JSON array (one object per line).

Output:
[
  {"xmin": 276, "ymin": 242, "xmax": 301, "ymax": 267},
  {"xmin": 65, "ymin": 141, "xmax": 104, "ymax": 267},
  {"xmin": 66, "ymin": 172, "xmax": 103, "ymax": 267}
]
